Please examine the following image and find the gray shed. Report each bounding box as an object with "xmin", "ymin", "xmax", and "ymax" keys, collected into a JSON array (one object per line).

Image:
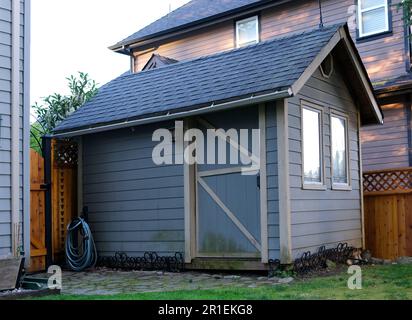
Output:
[{"xmin": 54, "ymin": 24, "xmax": 382, "ymax": 269}]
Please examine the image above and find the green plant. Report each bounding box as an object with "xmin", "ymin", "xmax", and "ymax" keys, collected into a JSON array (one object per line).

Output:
[{"xmin": 31, "ymin": 72, "xmax": 98, "ymax": 154}]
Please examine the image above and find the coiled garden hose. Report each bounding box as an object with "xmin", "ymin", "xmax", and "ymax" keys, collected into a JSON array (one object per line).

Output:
[{"xmin": 65, "ymin": 217, "xmax": 97, "ymax": 271}]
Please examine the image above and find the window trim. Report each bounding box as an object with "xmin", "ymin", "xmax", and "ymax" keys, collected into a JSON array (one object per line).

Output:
[
  {"xmin": 301, "ymin": 101, "xmax": 326, "ymax": 190},
  {"xmin": 235, "ymin": 15, "xmax": 260, "ymax": 48},
  {"xmin": 330, "ymin": 110, "xmax": 351, "ymax": 191},
  {"xmin": 357, "ymin": 0, "xmax": 390, "ymax": 39}
]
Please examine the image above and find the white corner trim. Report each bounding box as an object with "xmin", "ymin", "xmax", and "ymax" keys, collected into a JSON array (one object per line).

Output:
[
  {"xmin": 276, "ymin": 99, "xmax": 292, "ymax": 264},
  {"xmin": 11, "ymin": 0, "xmax": 21, "ymax": 257},
  {"xmin": 259, "ymin": 104, "xmax": 268, "ymax": 263},
  {"xmin": 183, "ymin": 119, "xmax": 196, "ymax": 263},
  {"xmin": 358, "ymin": 112, "xmax": 366, "ymax": 249},
  {"xmin": 23, "ymin": 0, "xmax": 31, "ymax": 263}
]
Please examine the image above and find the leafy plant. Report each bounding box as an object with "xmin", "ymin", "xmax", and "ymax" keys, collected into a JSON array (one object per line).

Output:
[
  {"xmin": 31, "ymin": 72, "xmax": 98, "ymax": 154},
  {"xmin": 398, "ymin": 0, "xmax": 412, "ymax": 29}
]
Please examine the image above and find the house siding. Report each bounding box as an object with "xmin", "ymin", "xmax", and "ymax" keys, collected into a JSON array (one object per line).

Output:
[
  {"xmin": 266, "ymin": 103, "xmax": 280, "ymax": 260},
  {"xmin": 82, "ymin": 123, "xmax": 185, "ymax": 257},
  {"xmin": 0, "ymin": 0, "xmax": 26, "ymax": 257},
  {"xmin": 361, "ymin": 96, "xmax": 410, "ymax": 171},
  {"xmin": 286, "ymin": 65, "xmax": 363, "ymax": 258},
  {"xmin": 132, "ymin": 0, "xmax": 406, "ymax": 84}
]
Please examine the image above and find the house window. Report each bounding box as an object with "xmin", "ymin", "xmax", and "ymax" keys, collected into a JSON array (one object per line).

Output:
[
  {"xmin": 331, "ymin": 114, "xmax": 350, "ymax": 187},
  {"xmin": 236, "ymin": 16, "xmax": 259, "ymax": 48},
  {"xmin": 302, "ymin": 105, "xmax": 323, "ymax": 187},
  {"xmin": 357, "ymin": 0, "xmax": 390, "ymax": 38}
]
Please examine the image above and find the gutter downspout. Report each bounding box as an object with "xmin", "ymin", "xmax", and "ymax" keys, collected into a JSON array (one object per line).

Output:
[
  {"xmin": 53, "ymin": 88, "xmax": 293, "ymax": 138},
  {"xmin": 11, "ymin": 0, "xmax": 21, "ymax": 257}
]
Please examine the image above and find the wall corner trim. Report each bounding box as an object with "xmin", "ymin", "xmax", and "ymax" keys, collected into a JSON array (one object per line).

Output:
[{"xmin": 276, "ymin": 99, "xmax": 292, "ymax": 264}]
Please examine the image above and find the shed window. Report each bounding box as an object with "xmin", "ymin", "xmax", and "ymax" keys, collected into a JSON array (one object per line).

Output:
[
  {"xmin": 331, "ymin": 114, "xmax": 349, "ymax": 186},
  {"xmin": 358, "ymin": 0, "xmax": 389, "ymax": 37},
  {"xmin": 302, "ymin": 106, "xmax": 323, "ymax": 185},
  {"xmin": 236, "ymin": 16, "xmax": 259, "ymax": 48}
]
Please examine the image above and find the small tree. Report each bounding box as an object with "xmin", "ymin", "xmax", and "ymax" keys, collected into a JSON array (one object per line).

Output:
[{"xmin": 31, "ymin": 72, "xmax": 98, "ymax": 154}]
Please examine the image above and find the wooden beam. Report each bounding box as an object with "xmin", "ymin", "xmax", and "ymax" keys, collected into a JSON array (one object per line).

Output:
[{"xmin": 276, "ymin": 99, "xmax": 292, "ymax": 263}]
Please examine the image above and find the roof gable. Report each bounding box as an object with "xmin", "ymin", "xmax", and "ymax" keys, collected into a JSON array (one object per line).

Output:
[
  {"xmin": 54, "ymin": 24, "xmax": 381, "ymax": 136},
  {"xmin": 142, "ymin": 54, "xmax": 179, "ymax": 71}
]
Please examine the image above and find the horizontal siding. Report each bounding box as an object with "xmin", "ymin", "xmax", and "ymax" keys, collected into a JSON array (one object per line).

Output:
[
  {"xmin": 266, "ymin": 103, "xmax": 280, "ymax": 260},
  {"xmin": 0, "ymin": 0, "xmax": 25, "ymax": 257},
  {"xmin": 361, "ymin": 97, "xmax": 410, "ymax": 171},
  {"xmin": 83, "ymin": 123, "xmax": 185, "ymax": 257},
  {"xmin": 132, "ymin": 0, "xmax": 406, "ymax": 83},
  {"xmin": 287, "ymin": 64, "xmax": 363, "ymax": 259},
  {"xmin": 134, "ymin": 20, "xmax": 234, "ymax": 72}
]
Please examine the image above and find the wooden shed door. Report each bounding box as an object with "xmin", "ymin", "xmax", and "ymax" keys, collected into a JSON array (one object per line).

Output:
[{"xmin": 195, "ymin": 109, "xmax": 261, "ymax": 258}]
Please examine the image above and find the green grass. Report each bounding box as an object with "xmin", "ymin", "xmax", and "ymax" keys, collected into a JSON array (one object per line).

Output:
[{"xmin": 35, "ymin": 264, "xmax": 412, "ymax": 300}]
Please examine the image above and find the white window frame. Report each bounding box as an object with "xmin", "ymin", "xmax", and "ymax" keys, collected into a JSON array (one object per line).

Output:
[
  {"xmin": 330, "ymin": 111, "xmax": 351, "ymax": 191},
  {"xmin": 236, "ymin": 16, "xmax": 259, "ymax": 48},
  {"xmin": 357, "ymin": 0, "xmax": 390, "ymax": 38},
  {"xmin": 301, "ymin": 102, "xmax": 325, "ymax": 190}
]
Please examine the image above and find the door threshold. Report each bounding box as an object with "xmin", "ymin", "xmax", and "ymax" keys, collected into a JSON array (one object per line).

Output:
[{"xmin": 186, "ymin": 257, "xmax": 267, "ymax": 271}]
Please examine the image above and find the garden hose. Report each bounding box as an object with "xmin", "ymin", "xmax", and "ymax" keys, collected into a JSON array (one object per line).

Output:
[{"xmin": 65, "ymin": 217, "xmax": 97, "ymax": 271}]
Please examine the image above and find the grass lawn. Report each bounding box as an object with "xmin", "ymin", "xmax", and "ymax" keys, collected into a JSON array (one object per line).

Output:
[{"xmin": 35, "ymin": 264, "xmax": 412, "ymax": 300}]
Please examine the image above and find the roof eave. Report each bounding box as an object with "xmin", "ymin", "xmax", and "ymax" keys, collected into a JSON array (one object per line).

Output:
[
  {"xmin": 53, "ymin": 88, "xmax": 293, "ymax": 138},
  {"xmin": 109, "ymin": 0, "xmax": 291, "ymax": 53}
]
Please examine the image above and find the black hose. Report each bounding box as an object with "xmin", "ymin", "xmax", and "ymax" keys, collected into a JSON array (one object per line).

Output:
[{"xmin": 65, "ymin": 217, "xmax": 97, "ymax": 271}]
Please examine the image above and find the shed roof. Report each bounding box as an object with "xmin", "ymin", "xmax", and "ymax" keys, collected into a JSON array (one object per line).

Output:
[{"xmin": 54, "ymin": 24, "xmax": 382, "ymax": 136}]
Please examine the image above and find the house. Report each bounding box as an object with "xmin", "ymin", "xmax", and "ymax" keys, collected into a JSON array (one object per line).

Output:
[
  {"xmin": 54, "ymin": 21, "xmax": 382, "ymax": 268},
  {"xmin": 0, "ymin": 0, "xmax": 30, "ymax": 261},
  {"xmin": 109, "ymin": 0, "xmax": 409, "ymax": 173}
]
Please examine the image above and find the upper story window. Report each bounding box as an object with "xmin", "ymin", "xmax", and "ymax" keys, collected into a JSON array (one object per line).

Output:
[
  {"xmin": 236, "ymin": 16, "xmax": 259, "ymax": 48},
  {"xmin": 302, "ymin": 103, "xmax": 324, "ymax": 188},
  {"xmin": 331, "ymin": 113, "xmax": 350, "ymax": 188},
  {"xmin": 357, "ymin": 0, "xmax": 390, "ymax": 38}
]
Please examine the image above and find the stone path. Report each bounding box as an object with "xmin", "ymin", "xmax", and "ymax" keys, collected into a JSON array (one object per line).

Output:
[{"xmin": 38, "ymin": 269, "xmax": 292, "ymax": 296}]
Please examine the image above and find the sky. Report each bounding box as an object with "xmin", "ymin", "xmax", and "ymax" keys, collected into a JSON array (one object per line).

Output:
[{"xmin": 30, "ymin": 0, "xmax": 190, "ymax": 113}]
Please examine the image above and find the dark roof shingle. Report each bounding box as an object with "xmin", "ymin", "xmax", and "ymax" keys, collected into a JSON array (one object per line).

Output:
[
  {"xmin": 55, "ymin": 25, "xmax": 341, "ymax": 133},
  {"xmin": 114, "ymin": 0, "xmax": 264, "ymax": 47}
]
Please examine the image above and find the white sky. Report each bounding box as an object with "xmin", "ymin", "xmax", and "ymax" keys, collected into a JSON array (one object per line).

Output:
[{"xmin": 30, "ymin": 0, "xmax": 190, "ymax": 111}]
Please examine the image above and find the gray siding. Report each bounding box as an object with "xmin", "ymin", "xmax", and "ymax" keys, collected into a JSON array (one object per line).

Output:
[
  {"xmin": 361, "ymin": 96, "xmax": 410, "ymax": 171},
  {"xmin": 0, "ymin": 0, "xmax": 25, "ymax": 257},
  {"xmin": 266, "ymin": 103, "xmax": 280, "ymax": 260},
  {"xmin": 286, "ymin": 64, "xmax": 363, "ymax": 258},
  {"xmin": 82, "ymin": 123, "xmax": 185, "ymax": 257}
]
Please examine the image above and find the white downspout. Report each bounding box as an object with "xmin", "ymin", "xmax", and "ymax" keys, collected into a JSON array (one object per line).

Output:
[{"xmin": 11, "ymin": 0, "xmax": 21, "ymax": 257}]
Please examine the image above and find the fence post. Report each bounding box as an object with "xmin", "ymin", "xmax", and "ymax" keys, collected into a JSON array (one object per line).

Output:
[{"xmin": 42, "ymin": 135, "xmax": 53, "ymax": 267}]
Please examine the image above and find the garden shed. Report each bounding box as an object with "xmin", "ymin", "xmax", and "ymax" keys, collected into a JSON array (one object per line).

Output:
[{"xmin": 52, "ymin": 24, "xmax": 382, "ymax": 270}]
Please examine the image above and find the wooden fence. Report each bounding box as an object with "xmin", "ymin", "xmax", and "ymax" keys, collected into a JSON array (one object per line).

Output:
[
  {"xmin": 29, "ymin": 139, "xmax": 78, "ymax": 272},
  {"xmin": 29, "ymin": 150, "xmax": 47, "ymax": 272},
  {"xmin": 363, "ymin": 167, "xmax": 412, "ymax": 260}
]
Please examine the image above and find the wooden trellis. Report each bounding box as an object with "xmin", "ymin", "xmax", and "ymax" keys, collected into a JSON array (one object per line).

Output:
[
  {"xmin": 51, "ymin": 139, "xmax": 78, "ymax": 264},
  {"xmin": 363, "ymin": 167, "xmax": 412, "ymax": 194}
]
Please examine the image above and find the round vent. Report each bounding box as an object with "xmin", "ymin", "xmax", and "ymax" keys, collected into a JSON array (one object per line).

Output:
[{"xmin": 320, "ymin": 54, "xmax": 334, "ymax": 78}]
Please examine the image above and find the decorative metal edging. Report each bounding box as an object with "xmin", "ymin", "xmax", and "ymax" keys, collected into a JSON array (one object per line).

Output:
[
  {"xmin": 293, "ymin": 243, "xmax": 366, "ymax": 275},
  {"xmin": 97, "ymin": 252, "xmax": 185, "ymax": 273}
]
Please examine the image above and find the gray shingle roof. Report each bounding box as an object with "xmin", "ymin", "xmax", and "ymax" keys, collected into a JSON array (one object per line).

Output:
[
  {"xmin": 54, "ymin": 25, "xmax": 341, "ymax": 134},
  {"xmin": 114, "ymin": 0, "xmax": 263, "ymax": 47}
]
